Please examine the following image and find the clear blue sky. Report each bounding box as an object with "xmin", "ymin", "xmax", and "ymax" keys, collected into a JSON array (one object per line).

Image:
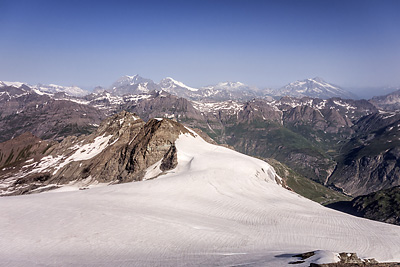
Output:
[{"xmin": 0, "ymin": 0, "xmax": 399, "ymax": 95}]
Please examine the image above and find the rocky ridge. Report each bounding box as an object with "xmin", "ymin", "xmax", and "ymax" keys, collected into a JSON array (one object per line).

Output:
[{"xmin": 0, "ymin": 111, "xmax": 192, "ymax": 196}]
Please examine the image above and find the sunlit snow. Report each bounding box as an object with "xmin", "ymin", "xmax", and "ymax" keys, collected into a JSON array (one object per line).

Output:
[{"xmin": 0, "ymin": 133, "xmax": 400, "ymax": 266}]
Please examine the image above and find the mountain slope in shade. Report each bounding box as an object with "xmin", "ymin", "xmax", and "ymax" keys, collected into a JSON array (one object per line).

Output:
[
  {"xmin": 351, "ymin": 185, "xmax": 400, "ymax": 225},
  {"xmin": 328, "ymin": 186, "xmax": 400, "ymax": 226},
  {"xmin": 277, "ymin": 77, "xmax": 357, "ymax": 99},
  {"xmin": 1, "ymin": 124, "xmax": 400, "ymax": 266}
]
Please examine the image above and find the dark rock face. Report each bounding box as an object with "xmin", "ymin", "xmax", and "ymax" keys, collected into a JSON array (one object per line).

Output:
[
  {"xmin": 327, "ymin": 113, "xmax": 400, "ymax": 196},
  {"xmin": 0, "ymin": 111, "xmax": 191, "ymax": 196},
  {"xmin": 329, "ymin": 148, "xmax": 400, "ymax": 196},
  {"xmin": 160, "ymin": 144, "xmax": 178, "ymax": 171}
]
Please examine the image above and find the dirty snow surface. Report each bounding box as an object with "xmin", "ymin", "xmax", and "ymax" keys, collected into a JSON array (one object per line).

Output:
[{"xmin": 1, "ymin": 133, "xmax": 400, "ymax": 267}]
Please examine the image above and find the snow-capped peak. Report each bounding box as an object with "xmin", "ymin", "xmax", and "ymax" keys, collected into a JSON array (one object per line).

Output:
[
  {"xmin": 0, "ymin": 81, "xmax": 89, "ymax": 97},
  {"xmin": 277, "ymin": 77, "xmax": 356, "ymax": 99},
  {"xmin": 160, "ymin": 77, "xmax": 199, "ymax": 92},
  {"xmin": 0, "ymin": 81, "xmax": 26, "ymax": 88},
  {"xmin": 115, "ymin": 75, "xmax": 153, "ymax": 86},
  {"xmin": 219, "ymin": 81, "xmax": 245, "ymax": 88},
  {"xmin": 33, "ymin": 83, "xmax": 89, "ymax": 97},
  {"xmin": 110, "ymin": 75, "xmax": 159, "ymax": 96}
]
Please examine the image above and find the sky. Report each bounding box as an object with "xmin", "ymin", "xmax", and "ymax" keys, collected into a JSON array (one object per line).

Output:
[{"xmin": 0, "ymin": 0, "xmax": 399, "ymax": 96}]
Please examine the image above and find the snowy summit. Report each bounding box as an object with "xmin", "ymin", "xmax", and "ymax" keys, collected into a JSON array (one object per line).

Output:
[{"xmin": 276, "ymin": 77, "xmax": 357, "ymax": 99}]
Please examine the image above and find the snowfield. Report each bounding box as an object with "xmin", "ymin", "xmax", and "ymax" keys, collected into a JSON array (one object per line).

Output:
[{"xmin": 1, "ymin": 133, "xmax": 400, "ymax": 266}]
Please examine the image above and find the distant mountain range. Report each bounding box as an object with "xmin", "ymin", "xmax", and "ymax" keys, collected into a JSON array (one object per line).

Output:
[
  {"xmin": 108, "ymin": 75, "xmax": 358, "ymax": 100},
  {"xmin": 1, "ymin": 75, "xmax": 360, "ymax": 100},
  {"xmin": 0, "ymin": 80, "xmax": 89, "ymax": 97}
]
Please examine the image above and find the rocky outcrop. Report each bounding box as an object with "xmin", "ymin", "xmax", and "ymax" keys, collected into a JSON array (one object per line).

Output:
[
  {"xmin": 0, "ymin": 111, "xmax": 192, "ymax": 196},
  {"xmin": 293, "ymin": 251, "xmax": 394, "ymax": 266}
]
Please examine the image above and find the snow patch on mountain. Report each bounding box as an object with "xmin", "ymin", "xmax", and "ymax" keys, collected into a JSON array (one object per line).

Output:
[
  {"xmin": 192, "ymin": 100, "xmax": 244, "ymax": 115},
  {"xmin": 59, "ymin": 134, "xmax": 113, "ymax": 163}
]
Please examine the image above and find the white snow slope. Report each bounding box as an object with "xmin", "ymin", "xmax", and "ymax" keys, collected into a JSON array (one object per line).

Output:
[{"xmin": 1, "ymin": 133, "xmax": 400, "ymax": 266}]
